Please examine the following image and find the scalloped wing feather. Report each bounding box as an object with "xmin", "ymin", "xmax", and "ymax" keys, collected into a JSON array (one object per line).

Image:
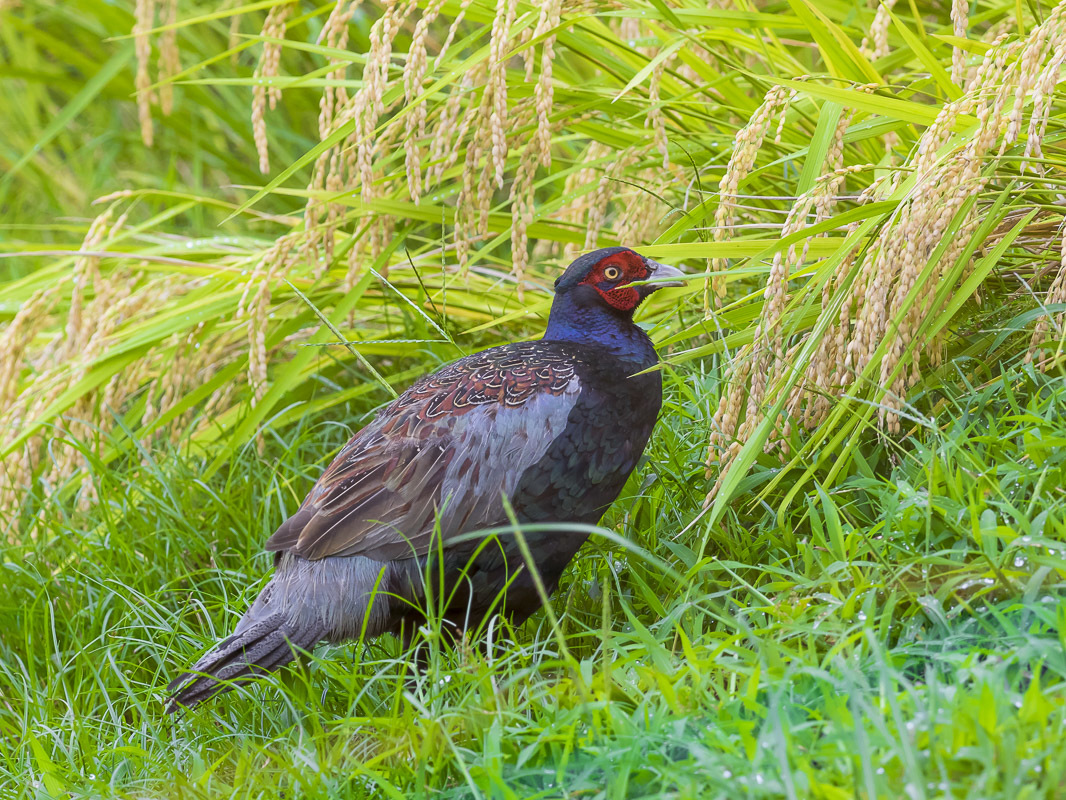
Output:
[{"xmin": 264, "ymin": 344, "xmax": 585, "ymax": 562}]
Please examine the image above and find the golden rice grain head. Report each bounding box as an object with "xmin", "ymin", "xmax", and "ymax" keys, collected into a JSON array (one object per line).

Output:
[
  {"xmin": 844, "ymin": 33, "xmax": 1013, "ymax": 392},
  {"xmin": 249, "ymin": 286, "xmax": 270, "ymax": 407},
  {"xmin": 558, "ymin": 140, "xmax": 612, "ymax": 260},
  {"xmin": 65, "ymin": 206, "xmax": 116, "ymax": 358},
  {"xmin": 532, "ymin": 0, "xmax": 562, "ymax": 169},
  {"xmin": 316, "ymin": 0, "xmax": 362, "ymax": 141},
  {"xmin": 743, "ymin": 343, "xmax": 773, "ymax": 434},
  {"xmin": 842, "ymin": 244, "xmax": 887, "ymax": 376},
  {"xmin": 882, "ymin": 129, "xmax": 901, "ymax": 161},
  {"xmin": 372, "ymin": 216, "xmax": 397, "ymax": 271},
  {"xmin": 950, "ymin": 0, "xmax": 968, "ymax": 85},
  {"xmin": 509, "ymin": 183, "xmax": 534, "ymax": 297},
  {"xmin": 860, "ymin": 0, "xmax": 897, "ymax": 61},
  {"xmin": 454, "ymin": 62, "xmax": 502, "ymax": 269},
  {"xmin": 39, "ymin": 279, "xmax": 163, "ymax": 499},
  {"xmin": 455, "ymin": 145, "xmax": 485, "ymax": 276},
  {"xmin": 647, "ymin": 55, "xmax": 672, "ymax": 169},
  {"xmin": 772, "ymin": 89, "xmax": 797, "ymax": 145},
  {"xmin": 475, "ymin": 159, "xmax": 494, "ymax": 242},
  {"xmin": 355, "ymin": 0, "xmax": 413, "ymax": 203},
  {"xmin": 402, "ymin": 0, "xmax": 448, "ymax": 205},
  {"xmin": 243, "ymin": 237, "xmax": 296, "ymax": 410},
  {"xmin": 1021, "ymin": 18, "xmax": 1066, "ymax": 171},
  {"xmin": 855, "ymin": 22, "xmax": 1038, "ymax": 433},
  {"xmin": 229, "ymin": 5, "xmax": 242, "ymax": 63},
  {"xmin": 425, "ymin": 65, "xmax": 484, "ymax": 192},
  {"xmin": 305, "ymin": 0, "xmax": 401, "ymax": 267},
  {"xmin": 134, "ymin": 0, "xmax": 156, "ymax": 147},
  {"xmin": 1002, "ymin": 54, "xmax": 1043, "ymax": 153},
  {"xmin": 812, "ymin": 115, "xmax": 857, "ymax": 228},
  {"xmin": 706, "ymin": 345, "xmax": 754, "ymax": 472},
  {"xmin": 264, "ymin": 5, "xmax": 292, "ymax": 111},
  {"xmin": 617, "ymin": 15, "xmax": 642, "ymax": 48},
  {"xmin": 487, "ymin": 0, "xmax": 519, "ymax": 190},
  {"xmin": 158, "ymin": 0, "xmax": 179, "ymax": 115},
  {"xmin": 520, "ymin": 26, "xmax": 536, "ymax": 81},
  {"xmin": 302, "ymin": 152, "xmax": 331, "ymax": 267},
  {"xmin": 964, "ymin": 31, "xmax": 1013, "ymax": 93},
  {"xmin": 913, "ymin": 97, "xmax": 969, "ymax": 182},
  {"xmin": 1027, "ymin": 219, "xmax": 1066, "ymax": 367},
  {"xmin": 1003, "ymin": 5, "xmax": 1066, "ymax": 151},
  {"xmin": 617, "ymin": 169, "xmax": 665, "ymax": 245},
  {"xmin": 800, "ymin": 222, "xmax": 864, "ymax": 412},
  {"xmin": 252, "ymin": 2, "xmax": 294, "ymax": 174},
  {"xmin": 438, "ymin": 0, "xmax": 474, "ymax": 63},
  {"xmin": 155, "ymin": 323, "xmax": 203, "ymax": 424},
  {"xmin": 879, "ymin": 376, "xmax": 904, "ymax": 435},
  {"xmin": 0, "ymin": 286, "xmax": 61, "ymax": 414},
  {"xmin": 581, "ymin": 147, "xmax": 637, "ymax": 251},
  {"xmin": 759, "ymin": 195, "xmax": 819, "ymax": 372},
  {"xmin": 508, "ymin": 108, "xmax": 545, "ymax": 290},
  {"xmin": 582, "ymin": 173, "xmax": 612, "ymax": 252},
  {"xmin": 710, "ymin": 85, "xmax": 792, "ymax": 306}
]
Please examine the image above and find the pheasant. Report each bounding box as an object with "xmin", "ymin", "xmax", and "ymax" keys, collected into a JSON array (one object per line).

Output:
[{"xmin": 167, "ymin": 246, "xmax": 684, "ymax": 710}]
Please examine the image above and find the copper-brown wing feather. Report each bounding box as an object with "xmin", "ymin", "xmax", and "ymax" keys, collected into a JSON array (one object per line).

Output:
[{"xmin": 263, "ymin": 343, "xmax": 584, "ymax": 562}]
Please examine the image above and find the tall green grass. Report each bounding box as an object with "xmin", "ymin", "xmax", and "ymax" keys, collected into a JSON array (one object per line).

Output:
[
  {"xmin": 3, "ymin": 0, "xmax": 1066, "ymax": 796},
  {"xmin": 3, "ymin": 364, "xmax": 1066, "ymax": 796},
  {"xmin": 3, "ymin": 0, "xmax": 1064, "ymax": 521}
]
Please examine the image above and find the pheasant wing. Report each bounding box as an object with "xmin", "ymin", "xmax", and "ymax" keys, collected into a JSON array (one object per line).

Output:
[{"xmin": 264, "ymin": 343, "xmax": 583, "ymax": 562}]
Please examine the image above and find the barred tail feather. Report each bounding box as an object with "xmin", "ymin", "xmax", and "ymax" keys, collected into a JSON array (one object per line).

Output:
[{"xmin": 166, "ymin": 614, "xmax": 326, "ymax": 712}]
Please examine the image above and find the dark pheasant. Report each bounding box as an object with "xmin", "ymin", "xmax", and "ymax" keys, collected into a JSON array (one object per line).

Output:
[{"xmin": 167, "ymin": 247, "xmax": 683, "ymax": 710}]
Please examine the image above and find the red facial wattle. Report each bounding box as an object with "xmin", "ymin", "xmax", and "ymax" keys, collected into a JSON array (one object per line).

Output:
[
  {"xmin": 578, "ymin": 251, "xmax": 650, "ymax": 312},
  {"xmin": 599, "ymin": 285, "xmax": 641, "ymax": 310}
]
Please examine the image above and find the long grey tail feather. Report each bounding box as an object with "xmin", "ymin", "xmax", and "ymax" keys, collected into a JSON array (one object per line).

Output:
[{"xmin": 166, "ymin": 614, "xmax": 326, "ymax": 713}]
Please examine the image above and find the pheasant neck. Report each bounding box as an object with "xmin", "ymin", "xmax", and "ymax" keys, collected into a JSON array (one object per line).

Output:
[{"xmin": 543, "ymin": 291, "xmax": 657, "ymax": 366}]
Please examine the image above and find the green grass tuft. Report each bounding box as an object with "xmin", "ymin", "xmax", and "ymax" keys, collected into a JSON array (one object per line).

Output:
[
  {"xmin": 2, "ymin": 365, "xmax": 1065, "ymax": 797},
  {"xmin": 5, "ymin": 0, "xmax": 1066, "ymax": 796}
]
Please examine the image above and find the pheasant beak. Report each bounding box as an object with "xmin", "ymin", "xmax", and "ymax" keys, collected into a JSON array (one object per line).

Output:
[
  {"xmin": 631, "ymin": 259, "xmax": 686, "ymax": 297},
  {"xmin": 645, "ymin": 259, "xmax": 686, "ymax": 287}
]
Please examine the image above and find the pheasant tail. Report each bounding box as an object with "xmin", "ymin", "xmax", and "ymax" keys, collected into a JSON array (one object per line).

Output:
[{"xmin": 166, "ymin": 615, "xmax": 326, "ymax": 712}]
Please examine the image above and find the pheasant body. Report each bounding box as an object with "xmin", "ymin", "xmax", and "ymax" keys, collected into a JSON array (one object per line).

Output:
[{"xmin": 168, "ymin": 247, "xmax": 683, "ymax": 710}]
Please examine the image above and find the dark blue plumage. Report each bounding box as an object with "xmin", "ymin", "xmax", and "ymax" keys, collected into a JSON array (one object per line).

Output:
[{"xmin": 167, "ymin": 247, "xmax": 683, "ymax": 710}]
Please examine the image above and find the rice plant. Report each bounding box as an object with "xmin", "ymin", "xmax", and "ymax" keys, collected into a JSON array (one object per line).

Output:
[{"xmin": 2, "ymin": 0, "xmax": 1066, "ymax": 796}]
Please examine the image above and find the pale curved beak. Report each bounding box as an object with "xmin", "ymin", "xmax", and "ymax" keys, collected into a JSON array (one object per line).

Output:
[{"xmin": 644, "ymin": 259, "xmax": 686, "ymax": 288}]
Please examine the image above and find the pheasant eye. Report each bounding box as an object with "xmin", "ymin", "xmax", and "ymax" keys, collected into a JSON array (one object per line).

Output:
[{"xmin": 603, "ymin": 266, "xmax": 621, "ymax": 281}]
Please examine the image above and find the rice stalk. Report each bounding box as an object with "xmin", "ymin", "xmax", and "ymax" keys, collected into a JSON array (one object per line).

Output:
[
  {"xmin": 709, "ymin": 84, "xmax": 794, "ymax": 308},
  {"xmin": 252, "ymin": 2, "xmax": 295, "ymax": 174},
  {"xmin": 860, "ymin": 0, "xmax": 897, "ymax": 61},
  {"xmin": 157, "ymin": 0, "xmax": 180, "ymax": 116},
  {"xmin": 7, "ymin": 0, "xmax": 1066, "ymax": 531},
  {"xmin": 950, "ymin": 0, "xmax": 968, "ymax": 85},
  {"xmin": 706, "ymin": 2, "xmax": 1066, "ymax": 502},
  {"xmin": 1027, "ymin": 225, "xmax": 1066, "ymax": 368},
  {"xmin": 133, "ymin": 0, "xmax": 156, "ymax": 146}
]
